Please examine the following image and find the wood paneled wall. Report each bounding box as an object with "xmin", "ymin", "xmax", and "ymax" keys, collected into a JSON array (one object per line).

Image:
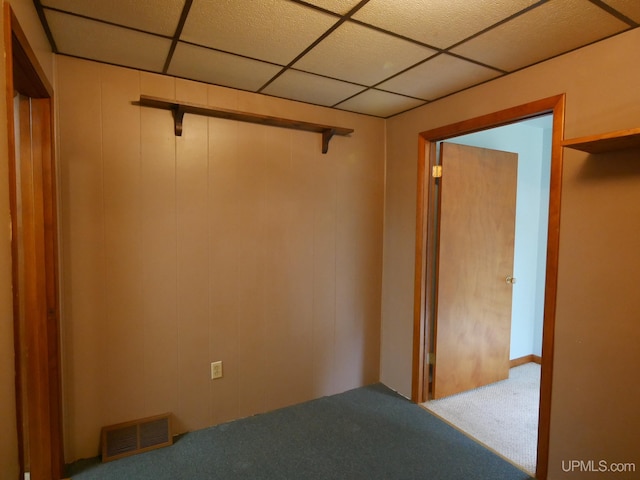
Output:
[
  {"xmin": 381, "ymin": 27, "xmax": 640, "ymax": 480},
  {"xmin": 56, "ymin": 56, "xmax": 384, "ymax": 462}
]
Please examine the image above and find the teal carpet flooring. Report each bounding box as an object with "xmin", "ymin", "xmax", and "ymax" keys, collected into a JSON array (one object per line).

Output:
[{"xmin": 67, "ymin": 384, "xmax": 533, "ymax": 480}]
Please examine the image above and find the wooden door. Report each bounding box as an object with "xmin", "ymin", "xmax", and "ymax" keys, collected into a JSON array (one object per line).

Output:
[{"xmin": 432, "ymin": 142, "xmax": 518, "ymax": 399}]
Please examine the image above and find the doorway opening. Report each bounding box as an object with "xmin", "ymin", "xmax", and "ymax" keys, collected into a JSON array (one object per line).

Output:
[
  {"xmin": 5, "ymin": 4, "xmax": 64, "ymax": 479},
  {"xmin": 411, "ymin": 95, "xmax": 565, "ymax": 480},
  {"xmin": 422, "ymin": 114, "xmax": 552, "ymax": 476}
]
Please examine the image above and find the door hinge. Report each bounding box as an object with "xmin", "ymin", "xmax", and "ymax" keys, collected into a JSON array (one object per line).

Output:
[
  {"xmin": 432, "ymin": 165, "xmax": 442, "ymax": 178},
  {"xmin": 428, "ymin": 353, "xmax": 436, "ymax": 365}
]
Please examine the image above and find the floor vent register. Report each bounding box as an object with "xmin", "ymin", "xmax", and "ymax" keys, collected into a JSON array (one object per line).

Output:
[{"xmin": 101, "ymin": 413, "xmax": 172, "ymax": 462}]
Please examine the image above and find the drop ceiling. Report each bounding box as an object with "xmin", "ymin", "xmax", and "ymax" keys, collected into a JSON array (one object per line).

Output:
[{"xmin": 35, "ymin": 0, "xmax": 639, "ymax": 118}]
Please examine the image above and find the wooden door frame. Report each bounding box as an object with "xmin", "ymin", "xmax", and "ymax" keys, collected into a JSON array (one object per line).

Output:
[
  {"xmin": 411, "ymin": 94, "xmax": 565, "ymax": 480},
  {"xmin": 5, "ymin": 3, "xmax": 64, "ymax": 479}
]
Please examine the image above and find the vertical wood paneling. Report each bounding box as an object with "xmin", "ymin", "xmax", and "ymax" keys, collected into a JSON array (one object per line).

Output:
[
  {"xmin": 551, "ymin": 149, "xmax": 640, "ymax": 468},
  {"xmin": 100, "ymin": 65, "xmax": 145, "ymax": 425},
  {"xmin": 334, "ymin": 136, "xmax": 383, "ymax": 391},
  {"xmin": 270, "ymin": 131, "xmax": 315, "ymax": 408},
  {"xmin": 207, "ymin": 83, "xmax": 240, "ymax": 425},
  {"xmin": 261, "ymin": 126, "xmax": 290, "ymax": 412},
  {"xmin": 335, "ymin": 152, "xmax": 367, "ymax": 390},
  {"xmin": 290, "ymin": 133, "xmax": 316, "ymax": 403},
  {"xmin": 56, "ymin": 57, "xmax": 106, "ymax": 456},
  {"xmin": 359, "ymin": 133, "xmax": 384, "ymax": 385},
  {"xmin": 139, "ymin": 72, "xmax": 179, "ymax": 419},
  {"xmin": 207, "ymin": 117, "xmax": 240, "ymax": 424},
  {"xmin": 235, "ymin": 123, "xmax": 268, "ymax": 418},
  {"xmin": 175, "ymin": 79, "xmax": 210, "ymax": 431},
  {"xmin": 306, "ymin": 134, "xmax": 338, "ymax": 397},
  {"xmin": 262, "ymin": 126, "xmax": 314, "ymax": 412},
  {"xmin": 58, "ymin": 59, "xmax": 385, "ymax": 461}
]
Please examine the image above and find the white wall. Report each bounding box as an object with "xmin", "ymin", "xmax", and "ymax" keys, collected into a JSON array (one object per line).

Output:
[
  {"xmin": 534, "ymin": 127, "xmax": 552, "ymax": 356},
  {"xmin": 447, "ymin": 116, "xmax": 552, "ymax": 360}
]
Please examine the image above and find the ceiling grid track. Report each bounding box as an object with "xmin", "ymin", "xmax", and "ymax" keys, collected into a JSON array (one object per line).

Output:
[{"xmin": 32, "ymin": 0, "xmax": 638, "ymax": 118}]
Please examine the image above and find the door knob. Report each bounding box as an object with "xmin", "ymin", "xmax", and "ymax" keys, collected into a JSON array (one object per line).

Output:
[{"xmin": 505, "ymin": 275, "xmax": 516, "ymax": 285}]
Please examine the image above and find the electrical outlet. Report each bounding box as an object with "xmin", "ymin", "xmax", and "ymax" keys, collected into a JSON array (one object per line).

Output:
[{"xmin": 211, "ymin": 361, "xmax": 223, "ymax": 380}]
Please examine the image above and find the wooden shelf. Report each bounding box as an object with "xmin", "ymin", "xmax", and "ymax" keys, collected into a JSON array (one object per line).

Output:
[
  {"xmin": 137, "ymin": 95, "xmax": 353, "ymax": 154},
  {"xmin": 562, "ymin": 127, "xmax": 640, "ymax": 153}
]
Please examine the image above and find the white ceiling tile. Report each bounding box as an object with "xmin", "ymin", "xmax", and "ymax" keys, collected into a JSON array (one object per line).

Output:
[
  {"xmin": 299, "ymin": 0, "xmax": 363, "ymax": 15},
  {"xmin": 45, "ymin": 10, "xmax": 170, "ymax": 72},
  {"xmin": 352, "ymin": 0, "xmax": 539, "ymax": 49},
  {"xmin": 38, "ymin": 0, "xmax": 637, "ymax": 119},
  {"xmin": 41, "ymin": 0, "xmax": 184, "ymax": 36},
  {"xmin": 378, "ymin": 54, "xmax": 502, "ymax": 101},
  {"xmin": 262, "ymin": 69, "xmax": 365, "ymax": 106},
  {"xmin": 451, "ymin": 0, "xmax": 630, "ymax": 72},
  {"xmin": 168, "ymin": 43, "xmax": 283, "ymax": 92},
  {"xmin": 602, "ymin": 0, "xmax": 640, "ymax": 23},
  {"xmin": 294, "ymin": 21, "xmax": 437, "ymax": 86},
  {"xmin": 336, "ymin": 89, "xmax": 425, "ymax": 117},
  {"xmin": 181, "ymin": 0, "xmax": 339, "ymax": 65}
]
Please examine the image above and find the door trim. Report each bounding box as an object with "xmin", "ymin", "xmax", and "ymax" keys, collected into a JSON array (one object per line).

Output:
[
  {"xmin": 5, "ymin": 3, "xmax": 64, "ymax": 478},
  {"xmin": 411, "ymin": 94, "xmax": 565, "ymax": 480}
]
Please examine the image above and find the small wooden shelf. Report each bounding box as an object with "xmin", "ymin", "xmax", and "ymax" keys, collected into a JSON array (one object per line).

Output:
[
  {"xmin": 137, "ymin": 95, "xmax": 353, "ymax": 154},
  {"xmin": 562, "ymin": 127, "xmax": 640, "ymax": 153}
]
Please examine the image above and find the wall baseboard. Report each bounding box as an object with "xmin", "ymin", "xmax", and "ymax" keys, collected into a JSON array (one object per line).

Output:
[{"xmin": 510, "ymin": 354, "xmax": 542, "ymax": 368}]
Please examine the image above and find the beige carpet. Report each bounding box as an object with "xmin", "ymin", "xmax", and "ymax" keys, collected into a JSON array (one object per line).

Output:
[{"xmin": 422, "ymin": 363, "xmax": 540, "ymax": 476}]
